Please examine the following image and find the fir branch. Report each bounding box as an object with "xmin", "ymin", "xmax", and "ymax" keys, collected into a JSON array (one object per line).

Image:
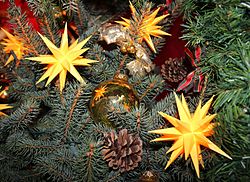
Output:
[
  {"xmin": 34, "ymin": 154, "xmax": 74, "ymax": 182},
  {"xmin": 139, "ymin": 79, "xmax": 157, "ymax": 101},
  {"xmin": 74, "ymin": 141, "xmax": 108, "ymax": 182},
  {"xmin": 72, "ymin": 0, "xmax": 89, "ymax": 35},
  {"xmin": 42, "ymin": 14, "xmax": 56, "ymax": 44},
  {"xmin": 8, "ymin": 0, "xmax": 40, "ymax": 56},
  {"xmin": 62, "ymin": 86, "xmax": 83, "ymax": 142},
  {"xmin": 0, "ymin": 99, "xmax": 41, "ymax": 135}
]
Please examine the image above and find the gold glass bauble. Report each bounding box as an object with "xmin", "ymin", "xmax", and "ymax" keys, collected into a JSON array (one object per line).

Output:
[
  {"xmin": 120, "ymin": 45, "xmax": 128, "ymax": 53},
  {"xmin": 89, "ymin": 74, "xmax": 139, "ymax": 127}
]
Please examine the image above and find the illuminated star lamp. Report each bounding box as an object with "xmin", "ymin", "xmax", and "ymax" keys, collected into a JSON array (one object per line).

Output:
[
  {"xmin": 27, "ymin": 23, "xmax": 98, "ymax": 92},
  {"xmin": 116, "ymin": 1, "xmax": 171, "ymax": 53},
  {"xmin": 149, "ymin": 93, "xmax": 232, "ymax": 178}
]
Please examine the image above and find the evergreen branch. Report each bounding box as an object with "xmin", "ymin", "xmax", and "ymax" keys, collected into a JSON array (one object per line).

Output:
[
  {"xmin": 115, "ymin": 54, "xmax": 128, "ymax": 76},
  {"xmin": 74, "ymin": 141, "xmax": 108, "ymax": 182},
  {"xmin": 15, "ymin": 17, "xmax": 39, "ymax": 56},
  {"xmin": 42, "ymin": 15, "xmax": 56, "ymax": 44},
  {"xmin": 106, "ymin": 173, "xmax": 121, "ymax": 182},
  {"xmin": 73, "ymin": 0, "xmax": 89, "ymax": 35},
  {"xmin": 0, "ymin": 99, "xmax": 41, "ymax": 135},
  {"xmin": 8, "ymin": 0, "xmax": 43, "ymax": 56},
  {"xmin": 63, "ymin": 86, "xmax": 82, "ymax": 142},
  {"xmin": 34, "ymin": 156, "xmax": 73, "ymax": 182},
  {"xmin": 139, "ymin": 79, "xmax": 157, "ymax": 101},
  {"xmin": 136, "ymin": 111, "xmax": 141, "ymax": 130}
]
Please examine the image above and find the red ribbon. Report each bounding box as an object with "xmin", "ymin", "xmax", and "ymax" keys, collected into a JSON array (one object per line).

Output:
[
  {"xmin": 166, "ymin": 0, "xmax": 172, "ymax": 6},
  {"xmin": 177, "ymin": 46, "xmax": 204, "ymax": 93}
]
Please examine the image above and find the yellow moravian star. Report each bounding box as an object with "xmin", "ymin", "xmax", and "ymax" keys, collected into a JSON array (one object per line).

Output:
[
  {"xmin": 1, "ymin": 28, "xmax": 28, "ymax": 66},
  {"xmin": 27, "ymin": 23, "xmax": 98, "ymax": 92},
  {"xmin": 149, "ymin": 93, "xmax": 232, "ymax": 178},
  {"xmin": 116, "ymin": 1, "xmax": 171, "ymax": 53}
]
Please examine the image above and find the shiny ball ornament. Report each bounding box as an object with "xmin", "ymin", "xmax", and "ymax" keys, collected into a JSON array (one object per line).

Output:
[
  {"xmin": 0, "ymin": 73, "xmax": 10, "ymax": 100},
  {"xmin": 89, "ymin": 74, "xmax": 139, "ymax": 127},
  {"xmin": 120, "ymin": 45, "xmax": 128, "ymax": 53},
  {"xmin": 127, "ymin": 45, "xmax": 136, "ymax": 54}
]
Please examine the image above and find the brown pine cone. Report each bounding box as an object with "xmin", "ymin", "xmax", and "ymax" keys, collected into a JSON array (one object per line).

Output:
[
  {"xmin": 102, "ymin": 129, "xmax": 143, "ymax": 172},
  {"xmin": 161, "ymin": 57, "xmax": 187, "ymax": 83}
]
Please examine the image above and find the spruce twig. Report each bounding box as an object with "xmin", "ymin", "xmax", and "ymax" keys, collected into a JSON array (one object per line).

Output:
[
  {"xmin": 139, "ymin": 80, "xmax": 157, "ymax": 101},
  {"xmin": 115, "ymin": 54, "xmax": 128, "ymax": 76},
  {"xmin": 42, "ymin": 15, "xmax": 56, "ymax": 44},
  {"xmin": 62, "ymin": 87, "xmax": 82, "ymax": 142},
  {"xmin": 15, "ymin": 18, "xmax": 39, "ymax": 56}
]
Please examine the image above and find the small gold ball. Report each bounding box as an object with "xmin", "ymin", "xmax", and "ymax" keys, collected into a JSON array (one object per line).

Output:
[
  {"xmin": 127, "ymin": 45, "xmax": 136, "ymax": 54},
  {"xmin": 120, "ymin": 45, "xmax": 127, "ymax": 53}
]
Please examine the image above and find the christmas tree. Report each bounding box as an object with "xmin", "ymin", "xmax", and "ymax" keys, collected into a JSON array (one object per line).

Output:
[{"xmin": 0, "ymin": 0, "xmax": 249, "ymax": 181}]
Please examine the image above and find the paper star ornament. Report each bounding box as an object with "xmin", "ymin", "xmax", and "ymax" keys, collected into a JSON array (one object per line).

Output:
[
  {"xmin": 149, "ymin": 93, "xmax": 232, "ymax": 178},
  {"xmin": 27, "ymin": 23, "xmax": 98, "ymax": 92},
  {"xmin": 94, "ymin": 85, "xmax": 107, "ymax": 101},
  {"xmin": 116, "ymin": 1, "xmax": 171, "ymax": 53},
  {"xmin": 1, "ymin": 28, "xmax": 28, "ymax": 65}
]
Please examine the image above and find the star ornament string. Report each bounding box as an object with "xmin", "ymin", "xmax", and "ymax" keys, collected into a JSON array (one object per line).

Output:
[
  {"xmin": 149, "ymin": 93, "xmax": 232, "ymax": 178},
  {"xmin": 27, "ymin": 23, "xmax": 98, "ymax": 92}
]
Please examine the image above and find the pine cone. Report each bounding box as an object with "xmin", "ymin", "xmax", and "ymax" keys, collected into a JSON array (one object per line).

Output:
[
  {"xmin": 161, "ymin": 58, "xmax": 187, "ymax": 83},
  {"xmin": 102, "ymin": 129, "xmax": 143, "ymax": 172}
]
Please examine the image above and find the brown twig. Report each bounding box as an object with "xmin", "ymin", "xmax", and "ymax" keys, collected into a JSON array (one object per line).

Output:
[
  {"xmin": 79, "ymin": 116, "xmax": 91, "ymax": 133},
  {"xmin": 16, "ymin": 17, "xmax": 39, "ymax": 56},
  {"xmin": 139, "ymin": 81, "xmax": 156, "ymax": 101},
  {"xmin": 115, "ymin": 54, "xmax": 128, "ymax": 76},
  {"xmin": 200, "ymin": 74, "xmax": 208, "ymax": 100},
  {"xmin": 62, "ymin": 86, "xmax": 82, "ymax": 142},
  {"xmin": 43, "ymin": 15, "xmax": 56, "ymax": 44},
  {"xmin": 106, "ymin": 173, "xmax": 121, "ymax": 182}
]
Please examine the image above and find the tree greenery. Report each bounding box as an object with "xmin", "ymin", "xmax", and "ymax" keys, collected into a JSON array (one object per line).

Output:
[{"xmin": 0, "ymin": 0, "xmax": 249, "ymax": 181}]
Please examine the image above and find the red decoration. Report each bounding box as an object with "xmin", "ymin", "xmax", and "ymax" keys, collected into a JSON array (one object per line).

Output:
[
  {"xmin": 154, "ymin": 16, "xmax": 186, "ymax": 67},
  {"xmin": 177, "ymin": 46, "xmax": 204, "ymax": 93},
  {"xmin": 0, "ymin": 0, "xmax": 40, "ymax": 32}
]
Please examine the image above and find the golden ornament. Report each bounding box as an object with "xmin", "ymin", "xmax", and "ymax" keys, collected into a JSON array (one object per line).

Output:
[
  {"xmin": 127, "ymin": 45, "xmax": 136, "ymax": 54},
  {"xmin": 116, "ymin": 1, "xmax": 171, "ymax": 53},
  {"xmin": 93, "ymin": 85, "xmax": 107, "ymax": 102},
  {"xmin": 0, "ymin": 86, "xmax": 8, "ymax": 99},
  {"xmin": 120, "ymin": 45, "xmax": 128, "ymax": 53},
  {"xmin": 1, "ymin": 28, "xmax": 28, "ymax": 65},
  {"xmin": 99, "ymin": 23, "xmax": 131, "ymax": 45},
  {"xmin": 27, "ymin": 23, "xmax": 98, "ymax": 92},
  {"xmin": 149, "ymin": 93, "xmax": 232, "ymax": 178},
  {"xmin": 0, "ymin": 73, "xmax": 10, "ymax": 99},
  {"xmin": 99, "ymin": 23, "xmax": 154, "ymax": 77},
  {"xmin": 89, "ymin": 74, "xmax": 139, "ymax": 127}
]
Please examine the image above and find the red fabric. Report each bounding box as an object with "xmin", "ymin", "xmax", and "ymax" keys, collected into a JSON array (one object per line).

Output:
[
  {"xmin": 0, "ymin": 0, "xmax": 40, "ymax": 32},
  {"xmin": 154, "ymin": 16, "xmax": 186, "ymax": 66},
  {"xmin": 0, "ymin": 1, "xmax": 9, "ymax": 30},
  {"xmin": 195, "ymin": 46, "xmax": 201, "ymax": 63},
  {"xmin": 154, "ymin": 16, "xmax": 187, "ymax": 100}
]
